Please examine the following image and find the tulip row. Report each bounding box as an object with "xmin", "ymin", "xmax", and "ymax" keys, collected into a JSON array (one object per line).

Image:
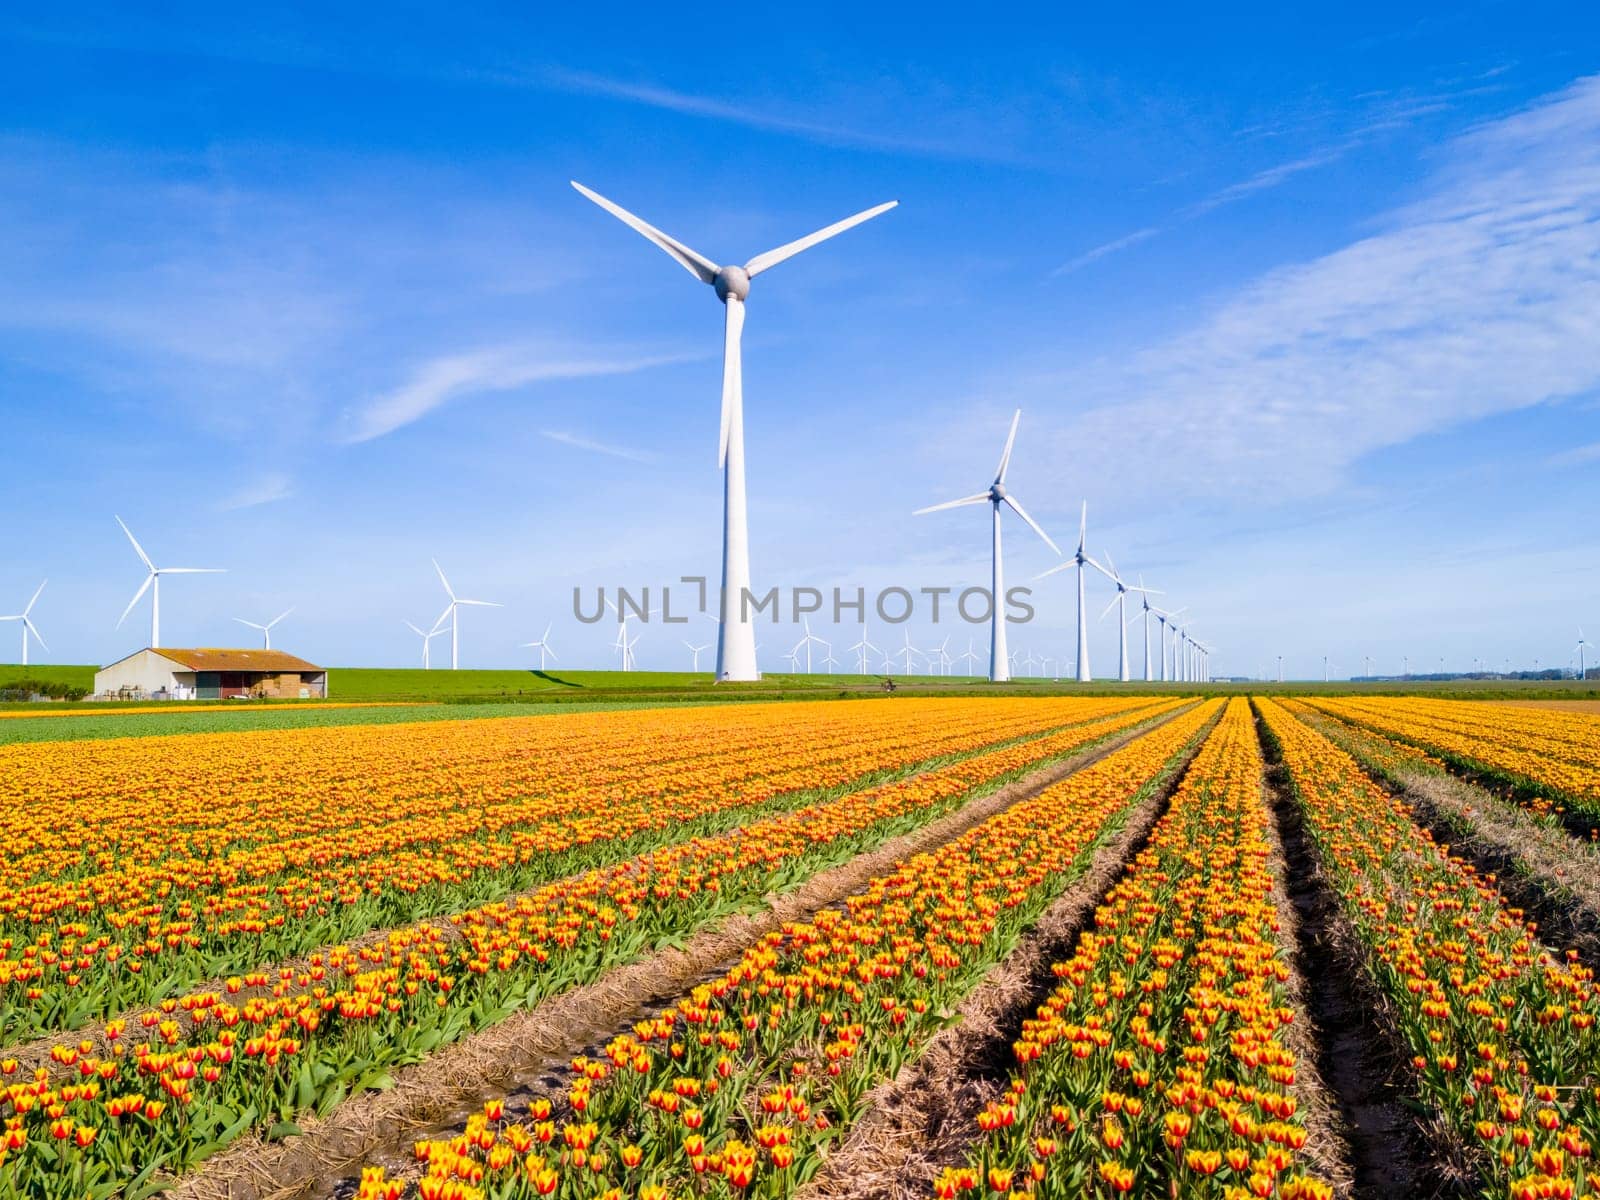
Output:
[
  {"xmin": 356, "ymin": 698, "xmax": 1222, "ymax": 1200},
  {"xmin": 1, "ymin": 698, "xmax": 1153, "ymax": 1045},
  {"xmin": 1306, "ymin": 697, "xmax": 1600, "ymax": 812},
  {"xmin": 1259, "ymin": 698, "xmax": 1600, "ymax": 1200},
  {"xmin": 941, "ymin": 697, "xmax": 1330, "ymax": 1200},
  {"xmin": 0, "ymin": 700, "xmax": 1186, "ymax": 1200}
]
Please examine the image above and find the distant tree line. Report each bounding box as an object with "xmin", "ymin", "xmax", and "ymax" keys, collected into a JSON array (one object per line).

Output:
[{"xmin": 0, "ymin": 677, "xmax": 90, "ymax": 701}]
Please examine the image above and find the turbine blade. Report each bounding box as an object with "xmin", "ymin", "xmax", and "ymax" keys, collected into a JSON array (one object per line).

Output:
[
  {"xmin": 404, "ymin": 621, "xmax": 426, "ymax": 637},
  {"xmin": 23, "ymin": 580, "xmax": 45, "ymax": 615},
  {"xmin": 115, "ymin": 516, "xmax": 154, "ymax": 571},
  {"xmin": 160, "ymin": 567, "xmax": 226, "ymax": 574},
  {"xmin": 994, "ymin": 409, "xmax": 1021, "ymax": 483},
  {"xmin": 433, "ymin": 559, "xmax": 455, "ymax": 600},
  {"xmin": 546, "ymin": 645, "xmax": 558, "ymax": 661},
  {"xmin": 22, "ymin": 617, "xmax": 46, "ymax": 651},
  {"xmin": 1103, "ymin": 551, "xmax": 1118, "ymax": 582},
  {"xmin": 233, "ymin": 618, "xmax": 262, "ymax": 630},
  {"xmin": 571, "ymin": 181, "xmax": 718, "ymax": 284},
  {"xmin": 1100, "ymin": 593, "xmax": 1120, "ymax": 621},
  {"xmin": 116, "ymin": 574, "xmax": 154, "ymax": 629},
  {"xmin": 1078, "ymin": 501, "xmax": 1087, "ymax": 553},
  {"xmin": 457, "ymin": 599, "xmax": 502, "ymax": 608},
  {"xmin": 1033, "ymin": 560, "xmax": 1073, "ymax": 581},
  {"xmin": 269, "ymin": 608, "xmax": 294, "ymax": 627},
  {"xmin": 719, "ymin": 296, "xmax": 744, "ymax": 468},
  {"xmin": 1002, "ymin": 494, "xmax": 1061, "ymax": 555},
  {"xmin": 743, "ymin": 200, "xmax": 898, "ymax": 278},
  {"xmin": 914, "ymin": 493, "xmax": 990, "ymax": 515},
  {"xmin": 1085, "ymin": 555, "xmax": 1116, "ymax": 582}
]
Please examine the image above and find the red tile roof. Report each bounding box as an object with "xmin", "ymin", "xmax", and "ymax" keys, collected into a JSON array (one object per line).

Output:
[{"xmin": 148, "ymin": 648, "xmax": 324, "ymax": 672}]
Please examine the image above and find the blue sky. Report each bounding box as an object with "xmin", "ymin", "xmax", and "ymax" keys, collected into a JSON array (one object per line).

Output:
[{"xmin": 2, "ymin": 2, "xmax": 1597, "ymax": 678}]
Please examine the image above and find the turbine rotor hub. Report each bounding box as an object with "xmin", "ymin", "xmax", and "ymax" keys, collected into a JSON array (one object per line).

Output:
[
  {"xmin": 990, "ymin": 482, "xmax": 1007, "ymax": 500},
  {"xmin": 714, "ymin": 265, "xmax": 751, "ymax": 302}
]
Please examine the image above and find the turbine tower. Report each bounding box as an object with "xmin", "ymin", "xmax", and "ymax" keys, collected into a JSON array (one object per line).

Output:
[
  {"xmin": 115, "ymin": 516, "xmax": 225, "ymax": 649},
  {"xmin": 848, "ymin": 625, "xmax": 881, "ymax": 675},
  {"xmin": 1579, "ymin": 629, "xmax": 1589, "ymax": 681},
  {"xmin": 1036, "ymin": 503, "xmax": 1100, "ymax": 683},
  {"xmin": 432, "ymin": 559, "xmax": 500, "ymax": 670},
  {"xmin": 0, "ymin": 581, "xmax": 47, "ymax": 667},
  {"xmin": 233, "ymin": 608, "xmax": 294, "ymax": 650},
  {"xmin": 572, "ymin": 181, "xmax": 896, "ymax": 684},
  {"xmin": 914, "ymin": 409, "xmax": 1059, "ymax": 683},
  {"xmin": 1133, "ymin": 580, "xmax": 1160, "ymax": 682}
]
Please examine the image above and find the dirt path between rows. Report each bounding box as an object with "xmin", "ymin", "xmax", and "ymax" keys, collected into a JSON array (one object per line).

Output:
[
  {"xmin": 794, "ymin": 705, "xmax": 1219, "ymax": 1200},
  {"xmin": 171, "ymin": 705, "xmax": 1192, "ymax": 1200},
  {"xmin": 1256, "ymin": 706, "xmax": 1473, "ymax": 1200}
]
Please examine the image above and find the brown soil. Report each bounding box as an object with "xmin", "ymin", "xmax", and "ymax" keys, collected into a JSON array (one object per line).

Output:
[
  {"xmin": 1256, "ymin": 705, "xmax": 1474, "ymax": 1200},
  {"xmin": 794, "ymin": 705, "xmax": 1220, "ymax": 1200},
  {"xmin": 169, "ymin": 706, "xmax": 1191, "ymax": 1200}
]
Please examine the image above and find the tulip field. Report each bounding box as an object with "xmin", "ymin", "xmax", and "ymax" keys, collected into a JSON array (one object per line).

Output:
[{"xmin": 2, "ymin": 694, "xmax": 1599, "ymax": 1200}]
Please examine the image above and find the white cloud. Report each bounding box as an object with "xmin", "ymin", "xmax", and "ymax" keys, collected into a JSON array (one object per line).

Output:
[
  {"xmin": 217, "ymin": 471, "xmax": 294, "ymax": 511},
  {"xmin": 1038, "ymin": 74, "xmax": 1600, "ymax": 503},
  {"xmin": 342, "ymin": 346, "xmax": 694, "ymax": 443},
  {"xmin": 1052, "ymin": 227, "xmax": 1161, "ymax": 277},
  {"xmin": 1549, "ymin": 441, "xmax": 1600, "ymax": 467}
]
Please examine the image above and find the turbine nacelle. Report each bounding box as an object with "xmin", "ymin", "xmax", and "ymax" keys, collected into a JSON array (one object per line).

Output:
[{"xmin": 714, "ymin": 266, "xmax": 751, "ymax": 302}]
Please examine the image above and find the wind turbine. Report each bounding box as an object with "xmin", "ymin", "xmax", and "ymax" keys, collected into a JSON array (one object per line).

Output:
[
  {"xmin": 1578, "ymin": 630, "xmax": 1589, "ymax": 681},
  {"xmin": 1132, "ymin": 580, "xmax": 1162, "ymax": 682},
  {"xmin": 795, "ymin": 617, "xmax": 829, "ymax": 674},
  {"xmin": 822, "ymin": 647, "xmax": 840, "ymax": 672},
  {"xmin": 1151, "ymin": 605, "xmax": 1183, "ymax": 683},
  {"xmin": 783, "ymin": 644, "xmax": 803, "ymax": 672},
  {"xmin": 1092, "ymin": 554, "xmax": 1158, "ymax": 682},
  {"xmin": 521, "ymin": 623, "xmax": 559, "ymax": 670},
  {"xmin": 233, "ymin": 608, "xmax": 294, "ymax": 650},
  {"xmin": 914, "ymin": 409, "xmax": 1059, "ymax": 683},
  {"xmin": 897, "ymin": 629, "xmax": 921, "ymax": 675},
  {"xmin": 683, "ymin": 640, "xmax": 710, "ymax": 672},
  {"xmin": 572, "ymin": 181, "xmax": 896, "ymax": 684},
  {"xmin": 403, "ymin": 617, "xmax": 447, "ymax": 669},
  {"xmin": 1, "ymin": 581, "xmax": 47, "ymax": 666},
  {"xmin": 957, "ymin": 637, "xmax": 981, "ymax": 675},
  {"xmin": 933, "ymin": 636, "xmax": 952, "ymax": 676},
  {"xmin": 605, "ymin": 597, "xmax": 654, "ymax": 673},
  {"xmin": 849, "ymin": 625, "xmax": 881, "ymax": 675},
  {"xmin": 432, "ymin": 559, "xmax": 501, "ymax": 670},
  {"xmin": 115, "ymin": 516, "xmax": 225, "ymax": 649},
  {"xmin": 1036, "ymin": 503, "xmax": 1099, "ymax": 683}
]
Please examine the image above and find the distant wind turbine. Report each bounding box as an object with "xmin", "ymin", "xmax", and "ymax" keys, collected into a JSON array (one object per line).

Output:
[
  {"xmin": 795, "ymin": 617, "xmax": 829, "ymax": 674},
  {"xmin": 233, "ymin": 608, "xmax": 294, "ymax": 650},
  {"xmin": 849, "ymin": 625, "xmax": 881, "ymax": 675},
  {"xmin": 403, "ymin": 617, "xmax": 447, "ymax": 669},
  {"xmin": 1578, "ymin": 629, "xmax": 1589, "ymax": 681},
  {"xmin": 432, "ymin": 559, "xmax": 501, "ymax": 670},
  {"xmin": 915, "ymin": 409, "xmax": 1059, "ymax": 683},
  {"xmin": 957, "ymin": 637, "xmax": 981, "ymax": 675},
  {"xmin": 897, "ymin": 629, "xmax": 921, "ymax": 675},
  {"xmin": 115, "ymin": 516, "xmax": 225, "ymax": 649},
  {"xmin": 1036, "ymin": 503, "xmax": 1101, "ymax": 682},
  {"xmin": 683, "ymin": 640, "xmax": 710, "ymax": 672},
  {"xmin": 521, "ymin": 623, "xmax": 559, "ymax": 669},
  {"xmin": 572, "ymin": 181, "xmax": 896, "ymax": 683},
  {"xmin": 1093, "ymin": 554, "xmax": 1158, "ymax": 682},
  {"xmin": 0, "ymin": 581, "xmax": 47, "ymax": 666}
]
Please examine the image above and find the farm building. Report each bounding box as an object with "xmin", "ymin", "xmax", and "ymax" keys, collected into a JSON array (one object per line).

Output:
[{"xmin": 94, "ymin": 648, "xmax": 328, "ymax": 700}]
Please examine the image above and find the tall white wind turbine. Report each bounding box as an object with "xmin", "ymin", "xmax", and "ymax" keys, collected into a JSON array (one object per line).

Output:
[
  {"xmin": 572, "ymin": 181, "xmax": 896, "ymax": 684},
  {"xmin": 1133, "ymin": 579, "xmax": 1162, "ymax": 682},
  {"xmin": 794, "ymin": 617, "xmax": 829, "ymax": 674},
  {"xmin": 432, "ymin": 559, "xmax": 501, "ymax": 670},
  {"xmin": 1, "ymin": 581, "xmax": 47, "ymax": 667},
  {"xmin": 914, "ymin": 410, "xmax": 1059, "ymax": 683},
  {"xmin": 522, "ymin": 623, "xmax": 559, "ymax": 670},
  {"xmin": 1578, "ymin": 629, "xmax": 1589, "ymax": 681},
  {"xmin": 957, "ymin": 637, "xmax": 981, "ymax": 675},
  {"xmin": 115, "ymin": 516, "xmax": 225, "ymax": 649},
  {"xmin": 1035, "ymin": 503, "xmax": 1100, "ymax": 683},
  {"xmin": 233, "ymin": 608, "xmax": 294, "ymax": 650},
  {"xmin": 404, "ymin": 618, "xmax": 447, "ymax": 669}
]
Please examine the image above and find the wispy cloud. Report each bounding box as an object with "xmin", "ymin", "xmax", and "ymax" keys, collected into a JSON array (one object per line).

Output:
[
  {"xmin": 539, "ymin": 429, "xmax": 655, "ymax": 463},
  {"xmin": 1033, "ymin": 74, "xmax": 1600, "ymax": 503},
  {"xmin": 217, "ymin": 471, "xmax": 294, "ymax": 511},
  {"xmin": 1549, "ymin": 441, "xmax": 1600, "ymax": 467},
  {"xmin": 1051, "ymin": 227, "xmax": 1161, "ymax": 277},
  {"xmin": 343, "ymin": 345, "xmax": 694, "ymax": 444},
  {"xmin": 537, "ymin": 67, "xmax": 1017, "ymax": 164}
]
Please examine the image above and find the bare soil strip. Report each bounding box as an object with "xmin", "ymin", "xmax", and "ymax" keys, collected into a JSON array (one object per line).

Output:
[
  {"xmin": 1301, "ymin": 706, "xmax": 1600, "ymax": 970},
  {"xmin": 170, "ymin": 706, "xmax": 1191, "ymax": 1200},
  {"xmin": 793, "ymin": 705, "xmax": 1221, "ymax": 1200},
  {"xmin": 1255, "ymin": 706, "xmax": 1473, "ymax": 1200}
]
